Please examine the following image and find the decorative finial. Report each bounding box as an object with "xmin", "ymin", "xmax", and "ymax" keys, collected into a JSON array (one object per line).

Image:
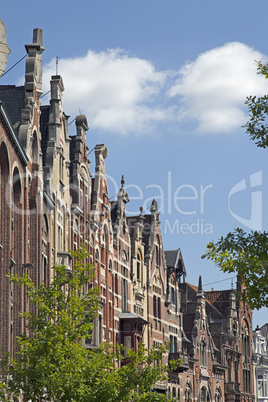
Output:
[
  {"xmin": 150, "ymin": 199, "xmax": 158, "ymax": 213},
  {"xmin": 198, "ymin": 275, "xmax": 203, "ymax": 293},
  {"xmin": 121, "ymin": 175, "xmax": 125, "ymax": 188},
  {"xmin": 56, "ymin": 56, "xmax": 58, "ymax": 75},
  {"xmin": 139, "ymin": 206, "xmax": 143, "ymax": 215}
]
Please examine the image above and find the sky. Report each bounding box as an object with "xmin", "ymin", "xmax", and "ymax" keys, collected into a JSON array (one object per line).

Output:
[{"xmin": 1, "ymin": 0, "xmax": 268, "ymax": 327}]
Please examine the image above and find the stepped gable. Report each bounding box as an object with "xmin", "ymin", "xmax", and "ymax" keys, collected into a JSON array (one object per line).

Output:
[{"xmin": 0, "ymin": 85, "xmax": 25, "ymax": 134}]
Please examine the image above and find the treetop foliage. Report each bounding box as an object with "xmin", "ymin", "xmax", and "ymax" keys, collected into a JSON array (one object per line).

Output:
[
  {"xmin": 202, "ymin": 228, "xmax": 268, "ymax": 310},
  {"xmin": 0, "ymin": 246, "xmax": 179, "ymax": 401},
  {"xmin": 244, "ymin": 61, "xmax": 268, "ymax": 148}
]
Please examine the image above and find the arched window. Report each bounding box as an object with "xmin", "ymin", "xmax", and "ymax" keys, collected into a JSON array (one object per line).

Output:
[
  {"xmin": 32, "ymin": 132, "xmax": 39, "ymax": 169},
  {"xmin": 95, "ymin": 248, "xmax": 99, "ymax": 262},
  {"xmin": 200, "ymin": 386, "xmax": 207, "ymax": 402},
  {"xmin": 122, "ymin": 249, "xmax": 127, "ymax": 263}
]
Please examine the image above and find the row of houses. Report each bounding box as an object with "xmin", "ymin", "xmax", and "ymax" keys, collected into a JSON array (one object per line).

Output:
[{"xmin": 0, "ymin": 23, "xmax": 267, "ymax": 401}]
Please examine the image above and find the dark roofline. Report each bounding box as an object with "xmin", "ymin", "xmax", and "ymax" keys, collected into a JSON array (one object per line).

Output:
[
  {"xmin": 185, "ymin": 282, "xmax": 226, "ymax": 319},
  {"xmin": 0, "ymin": 101, "xmax": 28, "ymax": 165}
]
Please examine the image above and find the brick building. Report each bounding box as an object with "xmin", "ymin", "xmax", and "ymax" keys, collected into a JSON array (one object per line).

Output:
[{"xmin": 0, "ymin": 22, "xmax": 256, "ymax": 400}]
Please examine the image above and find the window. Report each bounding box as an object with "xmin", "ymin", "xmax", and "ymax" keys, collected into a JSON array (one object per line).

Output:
[
  {"xmin": 98, "ymin": 315, "xmax": 102, "ymax": 345},
  {"xmin": 155, "ymin": 244, "xmax": 159, "ymax": 266},
  {"xmin": 122, "ymin": 267, "xmax": 127, "ymax": 312},
  {"xmin": 227, "ymin": 359, "xmax": 232, "ymax": 382},
  {"xmin": 171, "ymin": 286, "xmax": 175, "ymax": 305},
  {"xmin": 200, "ymin": 337, "xmax": 207, "ymax": 367},
  {"xmin": 137, "ymin": 254, "xmax": 141, "ymax": 281},
  {"xmin": 85, "ymin": 319, "xmax": 94, "ymax": 346},
  {"xmin": 115, "ymin": 273, "xmax": 118, "ymax": 294},
  {"xmin": 153, "ymin": 295, "xmax": 157, "ymax": 317},
  {"xmin": 200, "ymin": 387, "xmax": 207, "ymax": 402},
  {"xmin": 57, "ymin": 225, "xmax": 62, "ymax": 251},
  {"xmin": 258, "ymin": 373, "xmax": 268, "ymax": 398},
  {"xmin": 158, "ymin": 297, "xmax": 161, "ymax": 319},
  {"xmin": 59, "ymin": 154, "xmax": 64, "ymax": 181},
  {"xmin": 234, "ymin": 360, "xmax": 239, "ymax": 384},
  {"xmin": 170, "ymin": 335, "xmax": 177, "ymax": 353}
]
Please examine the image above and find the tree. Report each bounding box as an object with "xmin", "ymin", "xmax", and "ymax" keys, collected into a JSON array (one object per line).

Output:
[
  {"xmin": 0, "ymin": 247, "xmax": 178, "ymax": 401},
  {"xmin": 244, "ymin": 61, "xmax": 268, "ymax": 148},
  {"xmin": 202, "ymin": 228, "xmax": 268, "ymax": 310},
  {"xmin": 202, "ymin": 62, "xmax": 268, "ymax": 310}
]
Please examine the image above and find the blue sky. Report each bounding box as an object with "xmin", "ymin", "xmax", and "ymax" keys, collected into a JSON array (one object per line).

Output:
[{"xmin": 1, "ymin": 0, "xmax": 268, "ymax": 326}]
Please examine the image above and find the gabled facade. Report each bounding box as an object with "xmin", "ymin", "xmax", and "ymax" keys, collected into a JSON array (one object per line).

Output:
[{"xmin": 179, "ymin": 277, "xmax": 226, "ymax": 402}]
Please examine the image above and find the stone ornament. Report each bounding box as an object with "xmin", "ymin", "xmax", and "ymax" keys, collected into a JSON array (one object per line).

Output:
[{"xmin": 0, "ymin": 19, "xmax": 11, "ymax": 77}]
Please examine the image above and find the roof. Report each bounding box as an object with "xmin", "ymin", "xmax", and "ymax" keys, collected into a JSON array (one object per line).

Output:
[
  {"xmin": 0, "ymin": 85, "xmax": 25, "ymax": 135},
  {"xmin": 183, "ymin": 282, "xmax": 226, "ymax": 321},
  {"xmin": 206, "ymin": 289, "xmax": 232, "ymax": 317},
  {"xmin": 119, "ymin": 312, "xmax": 149, "ymax": 324},
  {"xmin": 165, "ymin": 249, "xmax": 179, "ymax": 267},
  {"xmin": 165, "ymin": 248, "xmax": 186, "ymax": 276},
  {"xmin": 0, "ymin": 101, "xmax": 28, "ymax": 165}
]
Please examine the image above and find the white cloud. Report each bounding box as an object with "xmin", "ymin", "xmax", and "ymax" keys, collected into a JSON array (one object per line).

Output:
[
  {"xmin": 41, "ymin": 42, "xmax": 268, "ymax": 136},
  {"xmin": 168, "ymin": 42, "xmax": 268, "ymax": 134},
  {"xmin": 42, "ymin": 49, "xmax": 170, "ymax": 135}
]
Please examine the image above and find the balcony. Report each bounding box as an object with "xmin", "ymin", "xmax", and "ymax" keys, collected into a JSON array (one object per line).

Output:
[{"xmin": 168, "ymin": 352, "xmax": 189, "ymax": 372}]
